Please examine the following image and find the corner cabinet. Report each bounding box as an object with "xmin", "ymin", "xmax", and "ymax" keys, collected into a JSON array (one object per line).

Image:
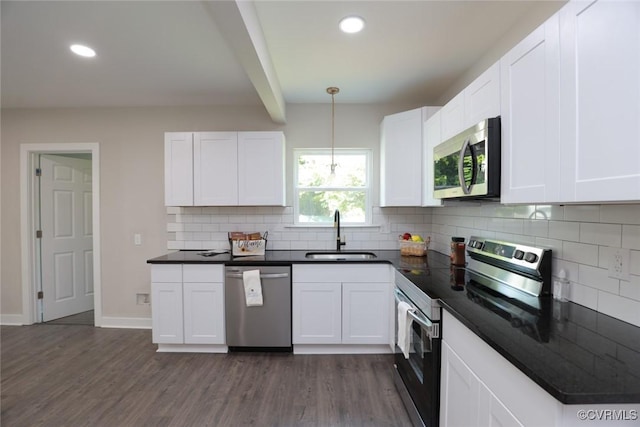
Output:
[
  {"xmin": 559, "ymin": 0, "xmax": 640, "ymax": 202},
  {"xmin": 380, "ymin": 106, "xmax": 440, "ymax": 207},
  {"xmin": 292, "ymin": 264, "xmax": 394, "ymax": 353},
  {"xmin": 151, "ymin": 264, "xmax": 226, "ymax": 352},
  {"xmin": 500, "ymin": 14, "xmax": 561, "ymax": 204},
  {"xmin": 164, "ymin": 131, "xmax": 285, "ymax": 206}
]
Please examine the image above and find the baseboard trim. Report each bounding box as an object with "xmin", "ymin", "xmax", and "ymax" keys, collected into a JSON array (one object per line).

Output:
[
  {"xmin": 100, "ymin": 316, "xmax": 152, "ymax": 329},
  {"xmin": 0, "ymin": 314, "xmax": 25, "ymax": 325},
  {"xmin": 293, "ymin": 344, "xmax": 392, "ymax": 355},
  {"xmin": 156, "ymin": 344, "xmax": 228, "ymax": 353}
]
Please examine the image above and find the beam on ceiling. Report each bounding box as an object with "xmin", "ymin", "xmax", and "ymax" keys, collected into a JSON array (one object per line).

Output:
[{"xmin": 206, "ymin": 0, "xmax": 286, "ymax": 124}]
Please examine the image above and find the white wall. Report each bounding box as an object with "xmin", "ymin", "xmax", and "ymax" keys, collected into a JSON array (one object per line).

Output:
[{"xmin": 0, "ymin": 103, "xmax": 411, "ymax": 322}]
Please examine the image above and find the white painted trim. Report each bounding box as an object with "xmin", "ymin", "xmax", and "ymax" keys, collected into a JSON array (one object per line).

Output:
[
  {"xmin": 1, "ymin": 314, "xmax": 25, "ymax": 325},
  {"xmin": 156, "ymin": 344, "xmax": 228, "ymax": 353},
  {"xmin": 20, "ymin": 143, "xmax": 102, "ymax": 326},
  {"xmin": 293, "ymin": 344, "xmax": 392, "ymax": 355},
  {"xmin": 100, "ymin": 316, "xmax": 152, "ymax": 329}
]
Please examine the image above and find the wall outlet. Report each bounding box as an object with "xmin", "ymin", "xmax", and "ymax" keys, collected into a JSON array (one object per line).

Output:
[
  {"xmin": 608, "ymin": 248, "xmax": 630, "ymax": 281},
  {"xmin": 136, "ymin": 293, "xmax": 150, "ymax": 305}
]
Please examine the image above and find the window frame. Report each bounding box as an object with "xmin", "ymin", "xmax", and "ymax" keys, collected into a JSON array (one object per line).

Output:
[{"xmin": 293, "ymin": 148, "xmax": 373, "ymax": 226}]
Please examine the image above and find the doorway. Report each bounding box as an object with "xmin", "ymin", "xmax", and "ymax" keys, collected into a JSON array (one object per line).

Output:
[
  {"xmin": 38, "ymin": 154, "xmax": 94, "ymax": 324},
  {"xmin": 20, "ymin": 143, "xmax": 102, "ymax": 326}
]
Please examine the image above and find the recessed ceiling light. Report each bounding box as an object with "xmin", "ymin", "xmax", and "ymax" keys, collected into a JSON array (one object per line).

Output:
[
  {"xmin": 339, "ymin": 16, "xmax": 365, "ymax": 34},
  {"xmin": 70, "ymin": 44, "xmax": 96, "ymax": 58}
]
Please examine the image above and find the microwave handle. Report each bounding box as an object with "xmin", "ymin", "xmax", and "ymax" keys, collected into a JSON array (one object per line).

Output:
[{"xmin": 457, "ymin": 138, "xmax": 473, "ymax": 195}]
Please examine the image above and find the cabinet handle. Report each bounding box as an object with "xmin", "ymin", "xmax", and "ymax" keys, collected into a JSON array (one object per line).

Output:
[{"xmin": 226, "ymin": 272, "xmax": 289, "ymax": 280}]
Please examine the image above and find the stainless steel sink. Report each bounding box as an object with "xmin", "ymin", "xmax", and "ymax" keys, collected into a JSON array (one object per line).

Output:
[{"xmin": 305, "ymin": 251, "xmax": 377, "ymax": 260}]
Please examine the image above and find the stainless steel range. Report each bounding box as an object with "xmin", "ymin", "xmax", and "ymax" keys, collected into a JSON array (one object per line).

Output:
[{"xmin": 393, "ymin": 237, "xmax": 552, "ymax": 427}]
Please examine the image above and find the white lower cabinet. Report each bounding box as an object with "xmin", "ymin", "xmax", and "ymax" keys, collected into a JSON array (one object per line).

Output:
[
  {"xmin": 151, "ymin": 264, "xmax": 225, "ymax": 351},
  {"xmin": 441, "ymin": 341, "xmax": 522, "ymax": 427},
  {"xmin": 292, "ymin": 264, "xmax": 393, "ymax": 353},
  {"xmin": 441, "ymin": 310, "xmax": 557, "ymax": 426},
  {"xmin": 292, "ymin": 282, "xmax": 342, "ymax": 344}
]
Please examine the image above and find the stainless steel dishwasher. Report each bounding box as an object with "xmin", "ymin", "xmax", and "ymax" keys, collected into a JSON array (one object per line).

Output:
[{"xmin": 224, "ymin": 265, "xmax": 292, "ymax": 351}]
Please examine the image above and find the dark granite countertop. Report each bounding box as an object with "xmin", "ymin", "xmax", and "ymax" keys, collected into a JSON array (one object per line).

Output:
[{"xmin": 147, "ymin": 249, "xmax": 640, "ymax": 404}]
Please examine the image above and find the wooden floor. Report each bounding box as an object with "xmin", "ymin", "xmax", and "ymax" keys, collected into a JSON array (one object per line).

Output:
[
  {"xmin": 1, "ymin": 325, "xmax": 412, "ymax": 427},
  {"xmin": 45, "ymin": 310, "xmax": 94, "ymax": 326}
]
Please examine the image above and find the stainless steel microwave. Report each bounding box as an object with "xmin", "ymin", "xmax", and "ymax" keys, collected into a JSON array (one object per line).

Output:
[{"xmin": 433, "ymin": 117, "xmax": 501, "ymax": 199}]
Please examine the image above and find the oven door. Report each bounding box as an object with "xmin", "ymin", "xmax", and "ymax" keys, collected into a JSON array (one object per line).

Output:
[{"xmin": 394, "ymin": 288, "xmax": 441, "ymax": 427}]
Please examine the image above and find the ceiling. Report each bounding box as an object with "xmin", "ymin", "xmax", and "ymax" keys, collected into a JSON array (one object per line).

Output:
[{"xmin": 1, "ymin": 1, "xmax": 564, "ymax": 123}]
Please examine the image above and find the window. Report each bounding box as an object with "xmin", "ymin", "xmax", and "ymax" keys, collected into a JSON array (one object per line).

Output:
[{"xmin": 294, "ymin": 149, "xmax": 371, "ymax": 225}]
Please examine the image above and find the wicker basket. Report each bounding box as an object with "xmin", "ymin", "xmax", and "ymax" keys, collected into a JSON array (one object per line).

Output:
[
  {"xmin": 228, "ymin": 231, "xmax": 268, "ymax": 256},
  {"xmin": 399, "ymin": 237, "xmax": 430, "ymax": 257}
]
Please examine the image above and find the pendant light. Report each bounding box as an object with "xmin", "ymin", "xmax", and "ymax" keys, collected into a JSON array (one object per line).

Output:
[{"xmin": 327, "ymin": 86, "xmax": 340, "ymax": 175}]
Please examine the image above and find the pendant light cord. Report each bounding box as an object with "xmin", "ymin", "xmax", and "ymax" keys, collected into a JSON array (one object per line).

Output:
[{"xmin": 327, "ymin": 87, "xmax": 339, "ymax": 174}]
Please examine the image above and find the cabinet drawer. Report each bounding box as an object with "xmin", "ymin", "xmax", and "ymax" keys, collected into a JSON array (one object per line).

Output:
[
  {"xmin": 151, "ymin": 264, "xmax": 182, "ymax": 283},
  {"xmin": 293, "ymin": 264, "xmax": 392, "ymax": 283},
  {"xmin": 183, "ymin": 264, "xmax": 224, "ymax": 282}
]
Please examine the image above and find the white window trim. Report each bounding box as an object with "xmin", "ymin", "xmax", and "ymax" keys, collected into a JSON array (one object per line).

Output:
[{"xmin": 293, "ymin": 148, "xmax": 372, "ymax": 226}]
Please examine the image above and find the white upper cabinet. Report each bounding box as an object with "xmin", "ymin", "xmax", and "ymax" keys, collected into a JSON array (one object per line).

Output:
[
  {"xmin": 500, "ymin": 14, "xmax": 561, "ymax": 204},
  {"xmin": 164, "ymin": 131, "xmax": 286, "ymax": 206},
  {"xmin": 422, "ymin": 111, "xmax": 443, "ymax": 207},
  {"xmin": 440, "ymin": 92, "xmax": 465, "ymax": 142},
  {"xmin": 380, "ymin": 106, "xmax": 440, "ymax": 207},
  {"xmin": 237, "ymin": 131, "xmax": 286, "ymax": 206},
  {"xmin": 441, "ymin": 62, "xmax": 501, "ymax": 143},
  {"xmin": 464, "ymin": 62, "xmax": 501, "ymax": 127},
  {"xmin": 164, "ymin": 132, "xmax": 194, "ymax": 206},
  {"xmin": 559, "ymin": 0, "xmax": 640, "ymax": 202},
  {"xmin": 194, "ymin": 132, "xmax": 238, "ymax": 205}
]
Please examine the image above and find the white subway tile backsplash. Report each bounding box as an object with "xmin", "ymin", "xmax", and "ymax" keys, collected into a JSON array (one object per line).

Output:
[
  {"xmin": 524, "ymin": 220, "xmax": 549, "ymax": 237},
  {"xmin": 579, "ymin": 223, "xmax": 621, "ymax": 246},
  {"xmin": 570, "ymin": 283, "xmax": 599, "ymax": 310},
  {"xmin": 600, "ymin": 205, "xmax": 640, "ymax": 225},
  {"xmin": 562, "ymin": 241, "xmax": 599, "ymax": 266},
  {"xmin": 168, "ymin": 203, "xmax": 640, "ymax": 326},
  {"xmin": 597, "ymin": 292, "xmax": 640, "ymax": 327},
  {"xmin": 564, "ymin": 205, "xmax": 600, "ymax": 222},
  {"xmin": 578, "ymin": 265, "xmax": 619, "ymax": 294},
  {"xmin": 622, "ymin": 225, "xmax": 640, "ymax": 250},
  {"xmin": 620, "ymin": 275, "xmax": 640, "ymax": 302},
  {"xmin": 549, "ymin": 221, "xmax": 580, "ymax": 242}
]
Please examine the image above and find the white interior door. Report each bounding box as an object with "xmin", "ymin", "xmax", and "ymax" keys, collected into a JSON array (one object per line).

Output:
[{"xmin": 40, "ymin": 154, "xmax": 94, "ymax": 321}]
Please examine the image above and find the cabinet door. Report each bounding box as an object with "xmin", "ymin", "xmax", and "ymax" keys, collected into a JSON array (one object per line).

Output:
[
  {"xmin": 237, "ymin": 131, "xmax": 285, "ymax": 206},
  {"xmin": 342, "ymin": 282, "xmax": 390, "ymax": 344},
  {"xmin": 151, "ymin": 282, "xmax": 184, "ymax": 344},
  {"xmin": 164, "ymin": 132, "xmax": 193, "ymax": 206},
  {"xmin": 194, "ymin": 132, "xmax": 238, "ymax": 205},
  {"xmin": 183, "ymin": 282, "xmax": 225, "ymax": 344},
  {"xmin": 440, "ymin": 92, "xmax": 465, "ymax": 141},
  {"xmin": 464, "ymin": 61, "xmax": 501, "ymax": 128},
  {"xmin": 423, "ymin": 111, "xmax": 443, "ymax": 207},
  {"xmin": 560, "ymin": 0, "xmax": 640, "ymax": 202},
  {"xmin": 479, "ymin": 387, "xmax": 524, "ymax": 427},
  {"xmin": 500, "ymin": 15, "xmax": 561, "ymax": 204},
  {"xmin": 440, "ymin": 342, "xmax": 481, "ymax": 427},
  {"xmin": 292, "ymin": 282, "xmax": 342, "ymax": 344},
  {"xmin": 380, "ymin": 108, "xmax": 424, "ymax": 206}
]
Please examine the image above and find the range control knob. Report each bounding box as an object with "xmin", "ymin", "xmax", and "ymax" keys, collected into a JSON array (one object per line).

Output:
[
  {"xmin": 514, "ymin": 250, "xmax": 525, "ymax": 260},
  {"xmin": 524, "ymin": 252, "xmax": 539, "ymax": 263}
]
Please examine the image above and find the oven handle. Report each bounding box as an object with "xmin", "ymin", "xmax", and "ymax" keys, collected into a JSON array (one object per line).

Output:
[{"xmin": 394, "ymin": 288, "xmax": 440, "ymax": 340}]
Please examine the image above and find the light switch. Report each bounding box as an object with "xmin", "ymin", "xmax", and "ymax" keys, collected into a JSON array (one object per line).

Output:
[{"xmin": 134, "ymin": 233, "xmax": 142, "ymax": 246}]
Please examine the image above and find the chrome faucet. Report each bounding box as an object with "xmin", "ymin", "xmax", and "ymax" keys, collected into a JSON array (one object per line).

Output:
[{"xmin": 334, "ymin": 209, "xmax": 346, "ymax": 251}]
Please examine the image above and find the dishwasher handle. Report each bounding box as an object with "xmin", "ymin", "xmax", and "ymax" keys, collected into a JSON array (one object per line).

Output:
[{"xmin": 226, "ymin": 272, "xmax": 290, "ymax": 280}]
